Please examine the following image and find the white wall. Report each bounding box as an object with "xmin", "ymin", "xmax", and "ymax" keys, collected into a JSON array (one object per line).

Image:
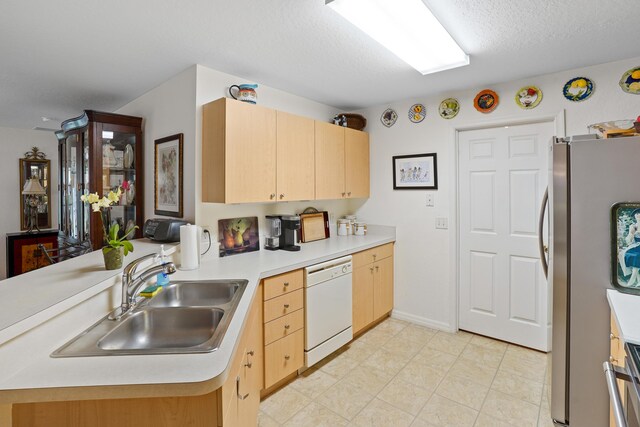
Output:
[
  {"xmin": 0, "ymin": 127, "xmax": 58, "ymax": 279},
  {"xmin": 355, "ymin": 56, "xmax": 640, "ymax": 331},
  {"xmin": 116, "ymin": 66, "xmax": 198, "ymax": 222},
  {"xmin": 195, "ymin": 65, "xmax": 357, "ymax": 242}
]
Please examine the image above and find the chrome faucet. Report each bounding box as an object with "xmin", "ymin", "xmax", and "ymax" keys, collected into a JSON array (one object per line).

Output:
[{"xmin": 109, "ymin": 253, "xmax": 177, "ymax": 320}]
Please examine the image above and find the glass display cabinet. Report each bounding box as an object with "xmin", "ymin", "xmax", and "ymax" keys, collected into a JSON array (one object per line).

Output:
[{"xmin": 56, "ymin": 111, "xmax": 143, "ymax": 250}]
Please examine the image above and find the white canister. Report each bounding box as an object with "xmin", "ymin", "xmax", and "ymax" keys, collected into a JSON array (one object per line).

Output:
[
  {"xmin": 345, "ymin": 215, "xmax": 357, "ymax": 235},
  {"xmin": 354, "ymin": 222, "xmax": 367, "ymax": 236},
  {"xmin": 179, "ymin": 224, "xmax": 201, "ymax": 270},
  {"xmin": 337, "ymin": 219, "xmax": 349, "ymax": 236}
]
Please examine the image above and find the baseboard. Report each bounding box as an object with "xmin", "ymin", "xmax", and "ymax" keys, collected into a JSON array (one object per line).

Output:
[{"xmin": 391, "ymin": 310, "xmax": 455, "ymax": 333}]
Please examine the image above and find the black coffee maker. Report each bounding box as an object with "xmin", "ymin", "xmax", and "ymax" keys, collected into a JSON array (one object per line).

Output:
[{"xmin": 280, "ymin": 215, "xmax": 301, "ymax": 251}]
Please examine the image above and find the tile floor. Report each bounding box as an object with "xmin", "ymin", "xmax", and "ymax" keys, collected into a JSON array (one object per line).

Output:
[{"xmin": 258, "ymin": 318, "xmax": 552, "ymax": 427}]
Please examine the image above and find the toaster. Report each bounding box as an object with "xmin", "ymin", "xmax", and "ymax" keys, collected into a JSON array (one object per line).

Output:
[{"xmin": 143, "ymin": 218, "xmax": 188, "ymax": 242}]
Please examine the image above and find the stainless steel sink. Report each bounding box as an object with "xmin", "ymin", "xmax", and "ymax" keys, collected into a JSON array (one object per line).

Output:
[
  {"xmin": 98, "ymin": 307, "xmax": 224, "ymax": 351},
  {"xmin": 51, "ymin": 279, "xmax": 248, "ymax": 357},
  {"xmin": 145, "ymin": 280, "xmax": 240, "ymax": 308}
]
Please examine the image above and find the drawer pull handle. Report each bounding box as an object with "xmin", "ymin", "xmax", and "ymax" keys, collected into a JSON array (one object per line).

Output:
[
  {"xmin": 245, "ymin": 361, "xmax": 252, "ymax": 368},
  {"xmin": 347, "ymin": 191, "xmax": 351, "ymax": 196},
  {"xmin": 370, "ymin": 267, "xmax": 374, "ymax": 273},
  {"xmin": 283, "ymin": 282, "xmax": 289, "ymax": 287},
  {"xmin": 342, "ymin": 192, "xmax": 346, "ymax": 197},
  {"xmin": 375, "ymin": 266, "xmax": 379, "ymax": 272},
  {"xmin": 610, "ymin": 355, "xmax": 618, "ymax": 363},
  {"xmin": 284, "ymin": 324, "xmax": 290, "ymax": 329},
  {"xmin": 284, "ymin": 355, "xmax": 290, "ymax": 360},
  {"xmin": 373, "ymin": 254, "xmax": 377, "ymax": 260},
  {"xmin": 280, "ymin": 194, "xmax": 285, "ymax": 199},
  {"xmin": 236, "ymin": 376, "xmax": 249, "ymax": 400},
  {"xmin": 284, "ymin": 304, "xmax": 290, "ymax": 309},
  {"xmin": 610, "ymin": 333, "xmax": 619, "ymax": 341},
  {"xmin": 270, "ymin": 193, "xmax": 276, "ymax": 200},
  {"xmin": 247, "ymin": 350, "xmax": 254, "ymax": 356}
]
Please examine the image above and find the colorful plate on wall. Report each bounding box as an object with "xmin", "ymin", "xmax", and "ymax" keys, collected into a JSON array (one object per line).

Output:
[
  {"xmin": 474, "ymin": 90, "xmax": 499, "ymax": 113},
  {"xmin": 381, "ymin": 108, "xmax": 398, "ymax": 127},
  {"xmin": 515, "ymin": 86, "xmax": 542, "ymax": 109},
  {"xmin": 563, "ymin": 77, "xmax": 594, "ymax": 102},
  {"xmin": 408, "ymin": 104, "xmax": 426, "ymax": 123},
  {"xmin": 439, "ymin": 98, "xmax": 460, "ymax": 119},
  {"xmin": 620, "ymin": 67, "xmax": 640, "ymax": 94}
]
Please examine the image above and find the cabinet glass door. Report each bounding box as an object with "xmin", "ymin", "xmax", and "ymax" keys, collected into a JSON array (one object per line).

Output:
[
  {"xmin": 101, "ymin": 126, "xmax": 137, "ymax": 238},
  {"xmin": 63, "ymin": 133, "xmax": 81, "ymax": 240}
]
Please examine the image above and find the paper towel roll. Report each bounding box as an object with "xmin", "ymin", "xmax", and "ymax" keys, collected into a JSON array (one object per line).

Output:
[{"xmin": 180, "ymin": 224, "xmax": 200, "ymax": 270}]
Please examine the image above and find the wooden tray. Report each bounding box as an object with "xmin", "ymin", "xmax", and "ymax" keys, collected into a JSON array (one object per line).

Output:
[{"xmin": 300, "ymin": 212, "xmax": 329, "ymax": 243}]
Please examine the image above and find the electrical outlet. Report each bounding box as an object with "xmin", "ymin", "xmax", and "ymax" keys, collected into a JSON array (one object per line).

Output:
[
  {"xmin": 435, "ymin": 217, "xmax": 448, "ymax": 229},
  {"xmin": 329, "ymin": 212, "xmax": 335, "ymax": 224},
  {"xmin": 426, "ymin": 194, "xmax": 434, "ymax": 207}
]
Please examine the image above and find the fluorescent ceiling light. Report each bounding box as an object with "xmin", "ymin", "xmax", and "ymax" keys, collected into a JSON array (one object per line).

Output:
[{"xmin": 326, "ymin": 0, "xmax": 469, "ymax": 75}]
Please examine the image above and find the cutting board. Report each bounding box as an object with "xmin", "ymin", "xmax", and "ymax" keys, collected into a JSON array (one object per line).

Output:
[{"xmin": 300, "ymin": 212, "xmax": 329, "ymax": 242}]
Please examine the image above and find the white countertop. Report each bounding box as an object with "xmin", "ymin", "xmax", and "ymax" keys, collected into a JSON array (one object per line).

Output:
[
  {"xmin": 0, "ymin": 226, "xmax": 395, "ymax": 399},
  {"xmin": 607, "ymin": 289, "xmax": 640, "ymax": 345}
]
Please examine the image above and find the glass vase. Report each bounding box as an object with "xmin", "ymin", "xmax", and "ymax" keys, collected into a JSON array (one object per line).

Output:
[{"xmin": 102, "ymin": 246, "xmax": 124, "ymax": 270}]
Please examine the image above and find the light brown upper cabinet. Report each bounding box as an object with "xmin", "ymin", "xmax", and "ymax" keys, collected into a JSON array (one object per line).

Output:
[
  {"xmin": 202, "ymin": 98, "xmax": 277, "ymax": 203},
  {"xmin": 276, "ymin": 111, "xmax": 315, "ymax": 201},
  {"xmin": 315, "ymin": 122, "xmax": 370, "ymax": 200}
]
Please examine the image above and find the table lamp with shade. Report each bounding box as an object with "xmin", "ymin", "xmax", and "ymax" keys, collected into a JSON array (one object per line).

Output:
[{"xmin": 22, "ymin": 177, "xmax": 46, "ymax": 232}]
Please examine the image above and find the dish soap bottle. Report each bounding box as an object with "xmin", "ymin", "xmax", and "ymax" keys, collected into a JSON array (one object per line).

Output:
[{"xmin": 156, "ymin": 245, "xmax": 170, "ymax": 286}]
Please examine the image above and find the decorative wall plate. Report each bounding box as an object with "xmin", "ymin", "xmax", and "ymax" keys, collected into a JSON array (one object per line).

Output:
[
  {"xmin": 515, "ymin": 86, "xmax": 542, "ymax": 109},
  {"xmin": 381, "ymin": 108, "xmax": 398, "ymax": 127},
  {"xmin": 563, "ymin": 77, "xmax": 594, "ymax": 102},
  {"xmin": 439, "ymin": 98, "xmax": 460, "ymax": 119},
  {"xmin": 620, "ymin": 67, "xmax": 640, "ymax": 94},
  {"xmin": 408, "ymin": 104, "xmax": 426, "ymax": 123},
  {"xmin": 474, "ymin": 90, "xmax": 499, "ymax": 113}
]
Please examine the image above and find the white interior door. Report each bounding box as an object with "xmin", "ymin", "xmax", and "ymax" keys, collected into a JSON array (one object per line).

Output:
[{"xmin": 458, "ymin": 122, "xmax": 553, "ymax": 351}]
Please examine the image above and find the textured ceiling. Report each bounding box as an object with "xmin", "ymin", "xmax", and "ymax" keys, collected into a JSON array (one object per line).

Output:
[{"xmin": 0, "ymin": 0, "xmax": 639, "ymax": 130}]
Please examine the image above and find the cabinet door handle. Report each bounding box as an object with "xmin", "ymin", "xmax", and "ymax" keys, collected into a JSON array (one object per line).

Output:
[
  {"xmin": 375, "ymin": 266, "xmax": 379, "ymax": 272},
  {"xmin": 347, "ymin": 191, "xmax": 351, "ymax": 196},
  {"xmin": 284, "ymin": 355, "xmax": 290, "ymax": 360},
  {"xmin": 247, "ymin": 350, "xmax": 254, "ymax": 356},
  {"xmin": 370, "ymin": 267, "xmax": 374, "ymax": 273},
  {"xmin": 373, "ymin": 254, "xmax": 377, "ymax": 260},
  {"xmin": 610, "ymin": 333, "xmax": 619, "ymax": 341},
  {"xmin": 284, "ymin": 304, "xmax": 290, "ymax": 309},
  {"xmin": 342, "ymin": 192, "xmax": 346, "ymax": 197},
  {"xmin": 284, "ymin": 324, "xmax": 290, "ymax": 329},
  {"xmin": 244, "ymin": 361, "xmax": 252, "ymax": 368},
  {"xmin": 270, "ymin": 193, "xmax": 276, "ymax": 200},
  {"xmin": 609, "ymin": 355, "xmax": 618, "ymax": 363},
  {"xmin": 283, "ymin": 282, "xmax": 289, "ymax": 287},
  {"xmin": 236, "ymin": 375, "xmax": 249, "ymax": 400},
  {"xmin": 280, "ymin": 194, "xmax": 285, "ymax": 199}
]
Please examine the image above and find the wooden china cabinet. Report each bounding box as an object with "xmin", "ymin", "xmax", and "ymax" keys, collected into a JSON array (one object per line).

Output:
[{"xmin": 56, "ymin": 111, "xmax": 144, "ymax": 250}]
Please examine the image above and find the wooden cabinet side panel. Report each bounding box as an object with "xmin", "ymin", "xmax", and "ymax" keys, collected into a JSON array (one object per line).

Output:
[
  {"xmin": 13, "ymin": 393, "xmax": 219, "ymax": 427},
  {"xmin": 345, "ymin": 128, "xmax": 370, "ymax": 198},
  {"xmin": 353, "ymin": 265, "xmax": 374, "ymax": 334},
  {"xmin": 373, "ymin": 256, "xmax": 394, "ymax": 319},
  {"xmin": 276, "ymin": 111, "xmax": 315, "ymax": 201},
  {"xmin": 202, "ymin": 99, "xmax": 227, "ymax": 203},
  {"xmin": 314, "ymin": 121, "xmax": 345, "ymax": 200},
  {"xmin": 225, "ymin": 100, "xmax": 276, "ymax": 203}
]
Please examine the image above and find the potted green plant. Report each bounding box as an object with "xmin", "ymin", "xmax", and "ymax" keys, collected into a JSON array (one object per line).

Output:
[{"xmin": 81, "ymin": 188, "xmax": 138, "ymax": 270}]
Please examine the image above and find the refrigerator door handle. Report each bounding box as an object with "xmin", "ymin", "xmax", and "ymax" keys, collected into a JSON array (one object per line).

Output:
[
  {"xmin": 604, "ymin": 361, "xmax": 629, "ymax": 427},
  {"xmin": 539, "ymin": 187, "xmax": 549, "ymax": 278}
]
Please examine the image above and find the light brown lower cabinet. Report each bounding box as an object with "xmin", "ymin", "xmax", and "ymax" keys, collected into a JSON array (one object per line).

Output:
[
  {"xmin": 610, "ymin": 314, "xmax": 626, "ymax": 427},
  {"xmin": 11, "ymin": 285, "xmax": 264, "ymax": 427},
  {"xmin": 352, "ymin": 243, "xmax": 394, "ymax": 335}
]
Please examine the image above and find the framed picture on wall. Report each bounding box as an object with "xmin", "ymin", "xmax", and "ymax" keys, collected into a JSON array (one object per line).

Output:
[
  {"xmin": 611, "ymin": 202, "xmax": 640, "ymax": 293},
  {"xmin": 154, "ymin": 133, "xmax": 184, "ymax": 217},
  {"xmin": 392, "ymin": 153, "xmax": 438, "ymax": 190}
]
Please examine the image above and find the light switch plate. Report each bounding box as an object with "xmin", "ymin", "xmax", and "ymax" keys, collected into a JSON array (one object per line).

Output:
[
  {"xmin": 426, "ymin": 194, "xmax": 434, "ymax": 207},
  {"xmin": 435, "ymin": 217, "xmax": 448, "ymax": 229}
]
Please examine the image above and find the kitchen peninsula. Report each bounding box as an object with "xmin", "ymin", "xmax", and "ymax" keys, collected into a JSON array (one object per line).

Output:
[{"xmin": 0, "ymin": 226, "xmax": 395, "ymax": 426}]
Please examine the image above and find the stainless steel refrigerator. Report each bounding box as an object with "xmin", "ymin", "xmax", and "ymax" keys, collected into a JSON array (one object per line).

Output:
[{"xmin": 543, "ymin": 135, "xmax": 640, "ymax": 426}]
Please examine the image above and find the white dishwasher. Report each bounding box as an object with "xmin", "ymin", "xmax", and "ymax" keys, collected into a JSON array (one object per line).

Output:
[{"xmin": 303, "ymin": 255, "xmax": 353, "ymax": 368}]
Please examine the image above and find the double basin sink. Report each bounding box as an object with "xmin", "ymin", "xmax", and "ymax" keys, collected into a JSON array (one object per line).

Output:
[{"xmin": 52, "ymin": 279, "xmax": 247, "ymax": 357}]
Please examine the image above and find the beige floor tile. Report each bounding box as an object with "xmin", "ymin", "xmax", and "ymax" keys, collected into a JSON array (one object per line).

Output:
[
  {"xmin": 460, "ymin": 343, "xmax": 505, "ymax": 368},
  {"xmin": 447, "ymin": 357, "xmax": 498, "ymax": 387},
  {"xmin": 397, "ymin": 360, "xmax": 446, "ymax": 391},
  {"xmin": 425, "ymin": 332, "xmax": 469, "ymax": 356},
  {"xmin": 260, "ymin": 387, "xmax": 312, "ymax": 424},
  {"xmin": 374, "ymin": 317, "xmax": 409, "ymax": 335},
  {"xmin": 357, "ymin": 327, "xmax": 396, "ymax": 347},
  {"xmin": 283, "ymin": 401, "xmax": 348, "ymax": 427},
  {"xmin": 417, "ymin": 394, "xmax": 478, "ymax": 427},
  {"xmin": 469, "ymin": 334, "xmax": 509, "ymax": 352},
  {"xmin": 340, "ymin": 339, "xmax": 379, "ymax": 363},
  {"xmin": 454, "ymin": 330, "xmax": 475, "ymax": 341},
  {"xmin": 289, "ymin": 367, "xmax": 339, "ymax": 399},
  {"xmin": 474, "ymin": 413, "xmax": 513, "ymax": 427},
  {"xmin": 316, "ymin": 379, "xmax": 375, "ymax": 420},
  {"xmin": 412, "ymin": 347, "xmax": 458, "ymax": 371},
  {"xmin": 383, "ymin": 335, "xmax": 426, "ymax": 358},
  {"xmin": 500, "ymin": 351, "xmax": 547, "ymax": 383},
  {"xmin": 491, "ymin": 369, "xmax": 543, "ymax": 405},
  {"xmin": 258, "ymin": 411, "xmax": 281, "ymax": 427},
  {"xmin": 395, "ymin": 324, "xmax": 438, "ymax": 344},
  {"xmin": 377, "ymin": 377, "xmax": 434, "ymax": 415},
  {"xmin": 435, "ymin": 374, "xmax": 490, "ymax": 410},
  {"xmin": 362, "ymin": 348, "xmax": 411, "ymax": 376},
  {"xmin": 349, "ymin": 398, "xmax": 415, "ymax": 427},
  {"xmin": 409, "ymin": 418, "xmax": 436, "ymax": 427},
  {"xmin": 505, "ymin": 344, "xmax": 548, "ymax": 364},
  {"xmin": 342, "ymin": 365, "xmax": 395, "ymax": 395},
  {"xmin": 480, "ymin": 390, "xmax": 539, "ymax": 427},
  {"xmin": 317, "ymin": 352, "xmax": 360, "ymax": 379}
]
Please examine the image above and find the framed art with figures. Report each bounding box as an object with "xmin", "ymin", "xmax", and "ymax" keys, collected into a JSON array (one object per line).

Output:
[
  {"xmin": 612, "ymin": 202, "xmax": 640, "ymax": 293},
  {"xmin": 392, "ymin": 153, "xmax": 438, "ymax": 190},
  {"xmin": 154, "ymin": 133, "xmax": 183, "ymax": 217}
]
